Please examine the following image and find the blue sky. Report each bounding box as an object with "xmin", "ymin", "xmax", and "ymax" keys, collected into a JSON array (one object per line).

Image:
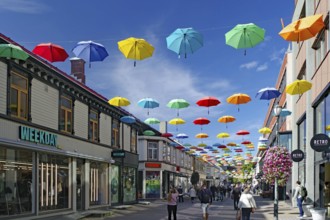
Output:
[{"xmin": 1, "ymin": 0, "xmax": 294, "ymax": 159}]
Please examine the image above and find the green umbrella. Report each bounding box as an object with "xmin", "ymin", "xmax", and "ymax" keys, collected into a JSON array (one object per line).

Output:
[
  {"xmin": 0, "ymin": 44, "xmax": 29, "ymax": 61},
  {"xmin": 167, "ymin": 99, "xmax": 190, "ymax": 116},
  {"xmin": 143, "ymin": 130, "xmax": 156, "ymax": 136},
  {"xmin": 225, "ymin": 23, "xmax": 265, "ymax": 55},
  {"xmin": 144, "ymin": 117, "xmax": 160, "ymax": 124}
]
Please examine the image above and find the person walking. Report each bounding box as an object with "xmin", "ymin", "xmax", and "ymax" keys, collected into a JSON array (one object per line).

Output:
[
  {"xmin": 198, "ymin": 183, "xmax": 213, "ymax": 220},
  {"xmin": 189, "ymin": 186, "xmax": 197, "ymax": 203},
  {"xmin": 232, "ymin": 184, "xmax": 241, "ymax": 210},
  {"xmin": 219, "ymin": 185, "xmax": 225, "ymax": 201},
  {"xmin": 293, "ymin": 180, "xmax": 304, "ymax": 218},
  {"xmin": 177, "ymin": 185, "xmax": 184, "ymax": 203},
  {"xmin": 167, "ymin": 187, "xmax": 179, "ymax": 220},
  {"xmin": 210, "ymin": 184, "xmax": 216, "ymax": 201},
  {"xmin": 237, "ymin": 186, "xmax": 257, "ymax": 220}
]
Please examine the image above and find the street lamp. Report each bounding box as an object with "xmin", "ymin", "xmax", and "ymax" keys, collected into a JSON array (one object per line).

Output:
[{"xmin": 273, "ymin": 104, "xmax": 282, "ymax": 220}]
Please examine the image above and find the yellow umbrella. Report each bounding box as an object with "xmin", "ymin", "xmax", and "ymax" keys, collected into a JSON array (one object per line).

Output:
[
  {"xmin": 258, "ymin": 127, "xmax": 271, "ymax": 134},
  {"xmin": 217, "ymin": 132, "xmax": 230, "ymax": 138},
  {"xmin": 168, "ymin": 118, "xmax": 185, "ymax": 131},
  {"xmin": 195, "ymin": 133, "xmax": 209, "ymax": 138},
  {"xmin": 198, "ymin": 143, "xmax": 207, "ymax": 147},
  {"xmin": 326, "ymin": 125, "xmax": 330, "ymax": 131},
  {"xmin": 279, "ymin": 14, "xmax": 325, "ymax": 42},
  {"xmin": 227, "ymin": 142, "xmax": 237, "ymax": 147},
  {"xmin": 285, "ymin": 79, "xmax": 312, "ymax": 95},
  {"xmin": 118, "ymin": 37, "xmax": 155, "ymax": 66},
  {"xmin": 226, "ymin": 93, "xmax": 251, "ymax": 111},
  {"xmin": 108, "ymin": 96, "xmax": 130, "ymax": 107}
]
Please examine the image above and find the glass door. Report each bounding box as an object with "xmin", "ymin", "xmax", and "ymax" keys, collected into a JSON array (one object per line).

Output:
[{"xmin": 76, "ymin": 159, "xmax": 84, "ymax": 210}]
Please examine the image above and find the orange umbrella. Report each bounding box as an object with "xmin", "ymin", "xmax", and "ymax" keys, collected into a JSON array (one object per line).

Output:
[
  {"xmin": 218, "ymin": 115, "xmax": 236, "ymax": 129},
  {"xmin": 226, "ymin": 93, "xmax": 251, "ymax": 111},
  {"xmin": 195, "ymin": 133, "xmax": 209, "ymax": 139},
  {"xmin": 279, "ymin": 14, "xmax": 325, "ymax": 42}
]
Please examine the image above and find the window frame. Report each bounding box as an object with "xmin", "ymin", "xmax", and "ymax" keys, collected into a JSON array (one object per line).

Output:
[
  {"xmin": 147, "ymin": 141, "xmax": 158, "ymax": 161},
  {"xmin": 89, "ymin": 109, "xmax": 99, "ymax": 142},
  {"xmin": 111, "ymin": 118, "xmax": 120, "ymax": 147},
  {"xmin": 9, "ymin": 70, "xmax": 29, "ymax": 120},
  {"xmin": 130, "ymin": 128, "xmax": 137, "ymax": 152},
  {"xmin": 59, "ymin": 94, "xmax": 73, "ymax": 134}
]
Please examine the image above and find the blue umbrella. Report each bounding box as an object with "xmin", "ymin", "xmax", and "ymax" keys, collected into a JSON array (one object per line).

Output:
[
  {"xmin": 176, "ymin": 133, "xmax": 189, "ymax": 139},
  {"xmin": 137, "ymin": 98, "xmax": 159, "ymax": 115},
  {"xmin": 166, "ymin": 27, "xmax": 203, "ymax": 58},
  {"xmin": 256, "ymin": 87, "xmax": 281, "ymax": 100},
  {"xmin": 271, "ymin": 108, "xmax": 292, "ymax": 117},
  {"xmin": 72, "ymin": 41, "xmax": 109, "ymax": 67},
  {"xmin": 120, "ymin": 116, "xmax": 136, "ymax": 124}
]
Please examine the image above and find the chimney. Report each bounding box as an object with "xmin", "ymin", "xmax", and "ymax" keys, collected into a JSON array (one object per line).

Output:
[{"xmin": 70, "ymin": 57, "xmax": 86, "ymax": 84}]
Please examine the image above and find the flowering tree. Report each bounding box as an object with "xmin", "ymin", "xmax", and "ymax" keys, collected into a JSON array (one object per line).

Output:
[{"xmin": 262, "ymin": 146, "xmax": 292, "ymax": 186}]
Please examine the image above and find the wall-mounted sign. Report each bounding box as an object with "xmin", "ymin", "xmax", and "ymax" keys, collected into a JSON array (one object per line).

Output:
[
  {"xmin": 322, "ymin": 150, "xmax": 330, "ymax": 161},
  {"xmin": 145, "ymin": 163, "xmax": 161, "ymax": 168},
  {"xmin": 19, "ymin": 126, "xmax": 58, "ymax": 147},
  {"xmin": 291, "ymin": 149, "xmax": 304, "ymax": 162},
  {"xmin": 310, "ymin": 133, "xmax": 330, "ymax": 152},
  {"xmin": 111, "ymin": 150, "xmax": 125, "ymax": 158}
]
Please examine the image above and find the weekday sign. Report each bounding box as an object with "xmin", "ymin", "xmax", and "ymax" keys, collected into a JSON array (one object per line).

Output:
[{"xmin": 310, "ymin": 133, "xmax": 330, "ymax": 152}]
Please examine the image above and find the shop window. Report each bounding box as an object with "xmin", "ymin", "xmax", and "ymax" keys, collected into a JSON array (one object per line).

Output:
[
  {"xmin": 90, "ymin": 162, "xmax": 108, "ymax": 206},
  {"xmin": 130, "ymin": 128, "xmax": 136, "ymax": 153},
  {"xmin": 39, "ymin": 154, "xmax": 69, "ymax": 211},
  {"xmin": 147, "ymin": 142, "xmax": 158, "ymax": 161},
  {"xmin": 111, "ymin": 119, "xmax": 120, "ymax": 147},
  {"xmin": 9, "ymin": 71, "xmax": 28, "ymax": 120},
  {"xmin": 110, "ymin": 165, "xmax": 119, "ymax": 203},
  {"xmin": 59, "ymin": 95, "xmax": 73, "ymax": 133},
  {"xmin": 89, "ymin": 109, "xmax": 99, "ymax": 142},
  {"xmin": 0, "ymin": 148, "xmax": 33, "ymax": 216},
  {"xmin": 297, "ymin": 118, "xmax": 306, "ymax": 184},
  {"xmin": 123, "ymin": 167, "xmax": 136, "ymax": 202},
  {"xmin": 145, "ymin": 171, "xmax": 160, "ymax": 198}
]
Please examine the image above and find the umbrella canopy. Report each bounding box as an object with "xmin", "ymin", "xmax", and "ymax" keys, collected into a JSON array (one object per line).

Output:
[
  {"xmin": 226, "ymin": 93, "xmax": 251, "ymax": 111},
  {"xmin": 286, "ymin": 80, "xmax": 312, "ymax": 95},
  {"xmin": 144, "ymin": 117, "xmax": 160, "ymax": 124},
  {"xmin": 0, "ymin": 44, "xmax": 29, "ymax": 61},
  {"xmin": 225, "ymin": 23, "xmax": 265, "ymax": 55},
  {"xmin": 280, "ymin": 109, "xmax": 292, "ymax": 117},
  {"xmin": 166, "ymin": 27, "xmax": 203, "ymax": 58},
  {"xmin": 258, "ymin": 127, "xmax": 271, "ymax": 134},
  {"xmin": 236, "ymin": 130, "xmax": 250, "ymax": 135},
  {"xmin": 256, "ymin": 87, "xmax": 281, "ymax": 100},
  {"xmin": 118, "ymin": 37, "xmax": 154, "ymax": 66},
  {"xmin": 218, "ymin": 115, "xmax": 236, "ymax": 129},
  {"xmin": 241, "ymin": 140, "xmax": 252, "ymax": 145},
  {"xmin": 72, "ymin": 41, "xmax": 108, "ymax": 67},
  {"xmin": 143, "ymin": 130, "xmax": 156, "ymax": 136},
  {"xmin": 32, "ymin": 43, "xmax": 68, "ymax": 62},
  {"xmin": 168, "ymin": 118, "xmax": 185, "ymax": 125},
  {"xmin": 137, "ymin": 98, "xmax": 159, "ymax": 115},
  {"xmin": 195, "ymin": 133, "xmax": 209, "ymax": 139},
  {"xmin": 167, "ymin": 99, "xmax": 190, "ymax": 116},
  {"xmin": 279, "ymin": 14, "xmax": 325, "ymax": 42},
  {"xmin": 196, "ymin": 96, "xmax": 220, "ymax": 114},
  {"xmin": 193, "ymin": 117, "xmax": 210, "ymax": 125},
  {"xmin": 120, "ymin": 116, "xmax": 136, "ymax": 124},
  {"xmin": 108, "ymin": 96, "xmax": 131, "ymax": 107},
  {"xmin": 176, "ymin": 133, "xmax": 189, "ymax": 139},
  {"xmin": 217, "ymin": 132, "xmax": 230, "ymax": 138},
  {"xmin": 161, "ymin": 132, "xmax": 173, "ymax": 138}
]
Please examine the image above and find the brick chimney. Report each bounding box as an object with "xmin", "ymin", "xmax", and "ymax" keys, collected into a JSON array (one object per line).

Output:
[{"xmin": 70, "ymin": 57, "xmax": 86, "ymax": 84}]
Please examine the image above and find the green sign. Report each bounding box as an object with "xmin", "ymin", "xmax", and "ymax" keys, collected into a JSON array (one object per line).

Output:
[
  {"xmin": 19, "ymin": 126, "xmax": 58, "ymax": 147},
  {"xmin": 111, "ymin": 150, "xmax": 125, "ymax": 158}
]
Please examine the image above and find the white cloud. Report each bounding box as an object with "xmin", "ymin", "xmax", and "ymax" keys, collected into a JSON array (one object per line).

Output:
[
  {"xmin": 240, "ymin": 61, "xmax": 258, "ymax": 69},
  {"xmin": 0, "ymin": 0, "xmax": 47, "ymax": 13},
  {"xmin": 270, "ymin": 48, "xmax": 286, "ymax": 64},
  {"xmin": 256, "ymin": 63, "xmax": 268, "ymax": 72}
]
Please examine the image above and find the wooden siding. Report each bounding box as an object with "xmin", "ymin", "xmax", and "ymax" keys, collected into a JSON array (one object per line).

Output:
[
  {"xmin": 74, "ymin": 100, "xmax": 88, "ymax": 139},
  {"xmin": 0, "ymin": 62, "xmax": 7, "ymax": 115},
  {"xmin": 99, "ymin": 113, "xmax": 111, "ymax": 145},
  {"xmin": 123, "ymin": 124, "xmax": 130, "ymax": 151},
  {"xmin": 31, "ymin": 79, "xmax": 58, "ymax": 129}
]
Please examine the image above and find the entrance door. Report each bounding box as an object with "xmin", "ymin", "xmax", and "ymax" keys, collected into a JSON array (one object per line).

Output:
[{"xmin": 76, "ymin": 159, "xmax": 84, "ymax": 210}]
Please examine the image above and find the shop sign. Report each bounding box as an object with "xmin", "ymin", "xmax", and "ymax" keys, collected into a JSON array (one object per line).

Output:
[
  {"xmin": 322, "ymin": 150, "xmax": 330, "ymax": 160},
  {"xmin": 310, "ymin": 133, "xmax": 330, "ymax": 152},
  {"xmin": 291, "ymin": 149, "xmax": 304, "ymax": 162},
  {"xmin": 145, "ymin": 163, "xmax": 161, "ymax": 168},
  {"xmin": 19, "ymin": 126, "xmax": 57, "ymax": 147},
  {"xmin": 176, "ymin": 166, "xmax": 180, "ymax": 172},
  {"xmin": 111, "ymin": 150, "xmax": 125, "ymax": 158}
]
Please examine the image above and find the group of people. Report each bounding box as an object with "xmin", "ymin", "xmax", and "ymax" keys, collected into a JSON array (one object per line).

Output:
[{"xmin": 167, "ymin": 183, "xmax": 257, "ymax": 220}]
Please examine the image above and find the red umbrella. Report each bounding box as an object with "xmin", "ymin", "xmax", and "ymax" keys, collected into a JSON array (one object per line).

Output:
[
  {"xmin": 161, "ymin": 132, "xmax": 173, "ymax": 137},
  {"xmin": 193, "ymin": 117, "xmax": 210, "ymax": 131},
  {"xmin": 32, "ymin": 43, "xmax": 69, "ymax": 62},
  {"xmin": 217, "ymin": 145, "xmax": 227, "ymax": 149},
  {"xmin": 196, "ymin": 96, "xmax": 220, "ymax": 114},
  {"xmin": 236, "ymin": 130, "xmax": 250, "ymax": 135},
  {"xmin": 241, "ymin": 140, "xmax": 252, "ymax": 145}
]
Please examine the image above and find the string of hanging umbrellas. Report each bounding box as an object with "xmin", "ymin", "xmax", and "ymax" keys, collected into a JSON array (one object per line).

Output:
[{"xmin": 1, "ymin": 13, "xmax": 325, "ymax": 67}]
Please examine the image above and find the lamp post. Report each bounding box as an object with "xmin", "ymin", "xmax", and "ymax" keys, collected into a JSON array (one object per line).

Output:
[{"xmin": 273, "ymin": 104, "xmax": 282, "ymax": 220}]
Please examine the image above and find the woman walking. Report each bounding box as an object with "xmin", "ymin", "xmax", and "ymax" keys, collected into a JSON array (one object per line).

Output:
[
  {"xmin": 167, "ymin": 187, "xmax": 179, "ymax": 220},
  {"xmin": 237, "ymin": 186, "xmax": 257, "ymax": 220},
  {"xmin": 189, "ymin": 186, "xmax": 197, "ymax": 203}
]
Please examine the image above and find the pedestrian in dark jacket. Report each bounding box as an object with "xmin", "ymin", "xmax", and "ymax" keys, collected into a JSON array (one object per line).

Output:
[
  {"xmin": 177, "ymin": 186, "xmax": 184, "ymax": 202},
  {"xmin": 232, "ymin": 184, "xmax": 241, "ymax": 210}
]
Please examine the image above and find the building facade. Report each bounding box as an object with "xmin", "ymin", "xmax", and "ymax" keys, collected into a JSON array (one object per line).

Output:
[{"xmin": 0, "ymin": 34, "xmax": 146, "ymax": 218}]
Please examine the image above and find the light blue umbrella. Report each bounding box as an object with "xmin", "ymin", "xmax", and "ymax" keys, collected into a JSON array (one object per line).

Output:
[
  {"xmin": 72, "ymin": 41, "xmax": 109, "ymax": 67},
  {"xmin": 272, "ymin": 108, "xmax": 292, "ymax": 117},
  {"xmin": 120, "ymin": 116, "xmax": 136, "ymax": 124},
  {"xmin": 256, "ymin": 87, "xmax": 281, "ymax": 100},
  {"xmin": 137, "ymin": 98, "xmax": 159, "ymax": 115},
  {"xmin": 166, "ymin": 27, "xmax": 203, "ymax": 58}
]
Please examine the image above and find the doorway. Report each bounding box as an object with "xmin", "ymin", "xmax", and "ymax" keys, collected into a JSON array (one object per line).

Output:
[{"xmin": 76, "ymin": 159, "xmax": 84, "ymax": 210}]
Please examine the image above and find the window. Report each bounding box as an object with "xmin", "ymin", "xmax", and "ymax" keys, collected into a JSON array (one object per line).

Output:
[
  {"xmin": 59, "ymin": 95, "xmax": 72, "ymax": 133},
  {"xmin": 313, "ymin": 28, "xmax": 327, "ymax": 69},
  {"xmin": 10, "ymin": 71, "xmax": 28, "ymax": 120},
  {"xmin": 171, "ymin": 148, "xmax": 176, "ymax": 164},
  {"xmin": 90, "ymin": 162, "xmax": 108, "ymax": 206},
  {"xmin": 147, "ymin": 142, "xmax": 158, "ymax": 160},
  {"xmin": 130, "ymin": 128, "xmax": 136, "ymax": 152},
  {"xmin": 297, "ymin": 62, "xmax": 306, "ymax": 80},
  {"xmin": 111, "ymin": 119, "xmax": 120, "ymax": 147},
  {"xmin": 89, "ymin": 109, "xmax": 98, "ymax": 142}
]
